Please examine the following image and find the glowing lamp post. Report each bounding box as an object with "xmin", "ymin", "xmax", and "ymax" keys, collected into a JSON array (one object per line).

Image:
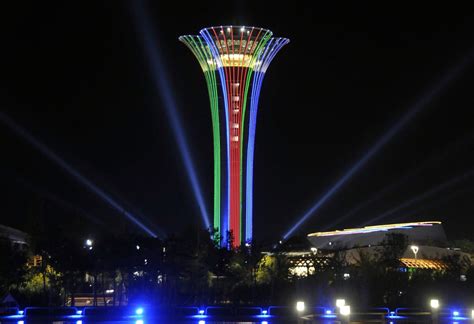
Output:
[
  {"xmin": 430, "ymin": 299, "xmax": 440, "ymax": 323},
  {"xmin": 430, "ymin": 299, "xmax": 439, "ymax": 309},
  {"xmin": 340, "ymin": 305, "xmax": 351, "ymax": 316},
  {"xmin": 296, "ymin": 301, "xmax": 305, "ymax": 312},
  {"xmin": 85, "ymin": 239, "xmax": 93, "ymax": 250},
  {"xmin": 410, "ymin": 245, "xmax": 419, "ymax": 259},
  {"xmin": 336, "ymin": 299, "xmax": 346, "ymax": 308}
]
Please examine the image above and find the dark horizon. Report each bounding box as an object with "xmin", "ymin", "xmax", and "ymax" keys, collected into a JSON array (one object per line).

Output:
[{"xmin": 2, "ymin": 2, "xmax": 474, "ymax": 242}]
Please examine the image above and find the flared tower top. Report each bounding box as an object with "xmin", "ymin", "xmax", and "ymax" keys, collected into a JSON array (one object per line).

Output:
[{"xmin": 199, "ymin": 26, "xmax": 273, "ymax": 67}]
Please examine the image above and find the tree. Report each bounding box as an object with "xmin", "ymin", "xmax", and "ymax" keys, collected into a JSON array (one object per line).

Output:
[{"xmin": 0, "ymin": 238, "xmax": 28, "ymax": 298}]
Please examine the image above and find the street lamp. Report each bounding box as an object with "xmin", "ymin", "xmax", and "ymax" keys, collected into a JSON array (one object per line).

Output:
[
  {"xmin": 430, "ymin": 299, "xmax": 439, "ymax": 309},
  {"xmin": 336, "ymin": 299, "xmax": 346, "ymax": 308},
  {"xmin": 296, "ymin": 301, "xmax": 305, "ymax": 312},
  {"xmin": 85, "ymin": 239, "xmax": 93, "ymax": 250},
  {"xmin": 410, "ymin": 245, "xmax": 419, "ymax": 259},
  {"xmin": 340, "ymin": 305, "xmax": 351, "ymax": 316}
]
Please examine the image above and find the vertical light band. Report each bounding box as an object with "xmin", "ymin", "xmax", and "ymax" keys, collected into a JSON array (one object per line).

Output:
[
  {"xmin": 179, "ymin": 35, "xmax": 221, "ymax": 235},
  {"xmin": 244, "ymin": 38, "xmax": 289, "ymax": 242}
]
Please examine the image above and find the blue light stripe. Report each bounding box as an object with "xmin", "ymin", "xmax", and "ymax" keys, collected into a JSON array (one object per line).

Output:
[{"xmin": 245, "ymin": 38, "xmax": 289, "ymax": 242}]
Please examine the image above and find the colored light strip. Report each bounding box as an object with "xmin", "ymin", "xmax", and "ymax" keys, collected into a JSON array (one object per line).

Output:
[
  {"xmin": 239, "ymin": 31, "xmax": 273, "ymax": 243},
  {"xmin": 244, "ymin": 37, "xmax": 289, "ymax": 242},
  {"xmin": 179, "ymin": 35, "xmax": 221, "ymax": 237},
  {"xmin": 201, "ymin": 28, "xmax": 231, "ymax": 243},
  {"xmin": 201, "ymin": 26, "xmax": 273, "ymax": 246}
]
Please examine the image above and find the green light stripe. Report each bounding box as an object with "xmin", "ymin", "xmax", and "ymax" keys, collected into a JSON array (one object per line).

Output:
[{"xmin": 179, "ymin": 36, "xmax": 221, "ymax": 234}]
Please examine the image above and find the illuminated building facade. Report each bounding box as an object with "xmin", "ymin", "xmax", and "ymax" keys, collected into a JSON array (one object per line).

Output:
[
  {"xmin": 307, "ymin": 221, "xmax": 446, "ymax": 250},
  {"xmin": 180, "ymin": 26, "xmax": 288, "ymax": 246}
]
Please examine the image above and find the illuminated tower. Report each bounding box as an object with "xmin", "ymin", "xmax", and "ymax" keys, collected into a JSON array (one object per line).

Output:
[{"xmin": 180, "ymin": 26, "xmax": 288, "ymax": 246}]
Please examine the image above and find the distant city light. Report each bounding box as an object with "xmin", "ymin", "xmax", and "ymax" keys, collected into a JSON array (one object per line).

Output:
[
  {"xmin": 325, "ymin": 309, "xmax": 332, "ymax": 315},
  {"xmin": 199, "ymin": 309, "xmax": 205, "ymax": 315},
  {"xmin": 261, "ymin": 309, "xmax": 268, "ymax": 315},
  {"xmin": 296, "ymin": 301, "xmax": 305, "ymax": 312},
  {"xmin": 76, "ymin": 310, "xmax": 83, "ymax": 315},
  {"xmin": 135, "ymin": 307, "xmax": 144, "ymax": 315},
  {"xmin": 430, "ymin": 299, "xmax": 439, "ymax": 309},
  {"xmin": 86, "ymin": 239, "xmax": 93, "ymax": 247},
  {"xmin": 340, "ymin": 305, "xmax": 351, "ymax": 316},
  {"xmin": 136, "ymin": 245, "xmax": 140, "ymax": 250},
  {"xmin": 453, "ymin": 310, "xmax": 460, "ymax": 317}
]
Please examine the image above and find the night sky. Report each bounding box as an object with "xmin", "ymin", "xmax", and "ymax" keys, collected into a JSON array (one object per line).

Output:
[{"xmin": 2, "ymin": 2, "xmax": 474, "ymax": 242}]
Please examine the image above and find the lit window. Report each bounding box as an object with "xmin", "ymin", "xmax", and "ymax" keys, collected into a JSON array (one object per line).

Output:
[
  {"xmin": 232, "ymin": 123, "xmax": 239, "ymax": 129},
  {"xmin": 232, "ymin": 136, "xmax": 239, "ymax": 142}
]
